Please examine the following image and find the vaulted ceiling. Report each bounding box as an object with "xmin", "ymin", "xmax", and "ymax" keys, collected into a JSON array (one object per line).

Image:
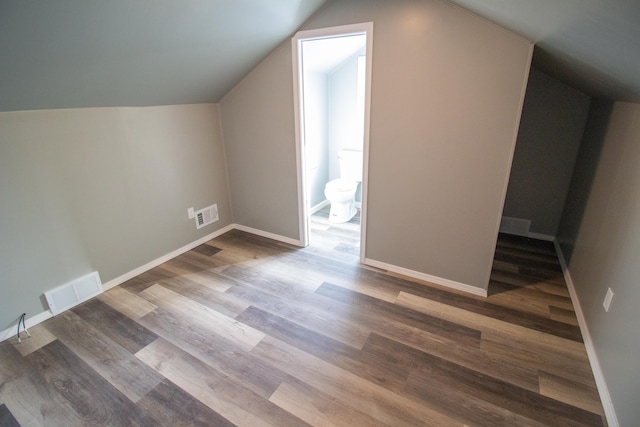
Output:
[
  {"xmin": 447, "ymin": 0, "xmax": 640, "ymax": 102},
  {"xmin": 1, "ymin": 0, "xmax": 638, "ymax": 112},
  {"xmin": 0, "ymin": 0, "xmax": 327, "ymax": 112}
]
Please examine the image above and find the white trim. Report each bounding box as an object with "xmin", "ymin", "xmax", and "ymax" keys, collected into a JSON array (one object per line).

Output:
[
  {"xmin": 310, "ymin": 199, "xmax": 361, "ymax": 215},
  {"xmin": 293, "ymin": 22, "xmax": 374, "ymax": 41},
  {"xmin": 232, "ymin": 224, "xmax": 303, "ymax": 247},
  {"xmin": 527, "ymin": 232, "xmax": 555, "ymax": 241},
  {"xmin": 291, "ymin": 33, "xmax": 308, "ymax": 247},
  {"xmin": 358, "ymin": 22, "xmax": 374, "ymax": 264},
  {"xmin": 500, "ymin": 230, "xmax": 556, "ymax": 242},
  {"xmin": 310, "ymin": 199, "xmax": 330, "ymax": 215},
  {"xmin": 363, "ymin": 257, "xmax": 488, "ymax": 298},
  {"xmin": 0, "ymin": 310, "xmax": 53, "ymax": 342},
  {"xmin": 292, "ymin": 22, "xmax": 374, "ymax": 260},
  {"xmin": 102, "ymin": 224, "xmax": 235, "ymax": 291},
  {"xmin": 553, "ymin": 239, "xmax": 619, "ymax": 427}
]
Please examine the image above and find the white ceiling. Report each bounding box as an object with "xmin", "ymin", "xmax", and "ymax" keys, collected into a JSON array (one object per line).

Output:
[
  {"xmin": 1, "ymin": 0, "xmax": 638, "ymax": 112},
  {"xmin": 447, "ymin": 0, "xmax": 640, "ymax": 102},
  {"xmin": 302, "ymin": 35, "xmax": 366, "ymax": 74}
]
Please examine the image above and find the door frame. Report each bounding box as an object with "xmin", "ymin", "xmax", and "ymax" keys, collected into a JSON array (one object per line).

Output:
[{"xmin": 291, "ymin": 22, "xmax": 373, "ymax": 262}]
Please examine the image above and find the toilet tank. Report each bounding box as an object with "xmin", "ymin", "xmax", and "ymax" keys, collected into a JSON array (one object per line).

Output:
[{"xmin": 338, "ymin": 150, "xmax": 363, "ymax": 182}]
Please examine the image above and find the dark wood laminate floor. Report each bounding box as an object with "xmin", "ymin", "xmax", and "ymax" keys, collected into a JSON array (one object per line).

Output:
[{"xmin": 0, "ymin": 218, "xmax": 607, "ymax": 426}]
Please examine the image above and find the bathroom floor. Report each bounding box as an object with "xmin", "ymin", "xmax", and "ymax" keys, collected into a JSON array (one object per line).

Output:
[{"xmin": 309, "ymin": 205, "xmax": 361, "ymax": 258}]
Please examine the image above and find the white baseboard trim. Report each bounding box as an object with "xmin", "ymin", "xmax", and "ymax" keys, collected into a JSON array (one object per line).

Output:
[
  {"xmin": 309, "ymin": 200, "xmax": 362, "ymax": 214},
  {"xmin": 553, "ymin": 239, "xmax": 619, "ymax": 427},
  {"xmin": 500, "ymin": 230, "xmax": 556, "ymax": 242},
  {"xmin": 1, "ymin": 223, "xmax": 299, "ymax": 342},
  {"xmin": 1, "ymin": 225, "xmax": 236, "ymax": 342},
  {"xmin": 102, "ymin": 224, "xmax": 235, "ymax": 291},
  {"xmin": 232, "ymin": 224, "xmax": 303, "ymax": 247},
  {"xmin": 363, "ymin": 258, "xmax": 488, "ymax": 298},
  {"xmin": 527, "ymin": 232, "xmax": 555, "ymax": 241},
  {"xmin": 310, "ymin": 200, "xmax": 330, "ymax": 215},
  {"xmin": 0, "ymin": 310, "xmax": 53, "ymax": 342}
]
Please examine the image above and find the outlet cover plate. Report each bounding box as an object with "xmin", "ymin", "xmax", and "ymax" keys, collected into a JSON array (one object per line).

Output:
[{"xmin": 603, "ymin": 288, "xmax": 615, "ymax": 312}]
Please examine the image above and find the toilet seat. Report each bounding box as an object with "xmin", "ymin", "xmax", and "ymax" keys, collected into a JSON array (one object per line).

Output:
[{"xmin": 325, "ymin": 178, "xmax": 357, "ymax": 193}]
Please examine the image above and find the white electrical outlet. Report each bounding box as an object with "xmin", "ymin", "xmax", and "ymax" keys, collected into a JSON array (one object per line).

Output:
[
  {"xmin": 603, "ymin": 287, "xmax": 615, "ymax": 312},
  {"xmin": 187, "ymin": 207, "xmax": 195, "ymax": 219}
]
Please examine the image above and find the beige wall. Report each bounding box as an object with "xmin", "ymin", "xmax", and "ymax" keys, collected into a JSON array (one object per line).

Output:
[
  {"xmin": 0, "ymin": 104, "xmax": 232, "ymax": 329},
  {"xmin": 557, "ymin": 101, "xmax": 640, "ymax": 426},
  {"xmin": 504, "ymin": 68, "xmax": 590, "ymax": 236},
  {"xmin": 220, "ymin": 43, "xmax": 301, "ymax": 239},
  {"xmin": 221, "ymin": 0, "xmax": 532, "ymax": 291}
]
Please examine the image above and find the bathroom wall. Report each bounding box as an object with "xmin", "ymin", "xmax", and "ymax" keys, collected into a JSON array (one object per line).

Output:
[
  {"xmin": 221, "ymin": 0, "xmax": 532, "ymax": 291},
  {"xmin": 0, "ymin": 104, "xmax": 232, "ymax": 330},
  {"xmin": 302, "ymin": 44, "xmax": 364, "ymax": 210},
  {"xmin": 325, "ymin": 50, "xmax": 365, "ymax": 204},
  {"xmin": 502, "ymin": 68, "xmax": 590, "ymax": 237},
  {"xmin": 303, "ymin": 70, "xmax": 330, "ymax": 209},
  {"xmin": 328, "ymin": 51, "xmax": 365, "ymax": 183}
]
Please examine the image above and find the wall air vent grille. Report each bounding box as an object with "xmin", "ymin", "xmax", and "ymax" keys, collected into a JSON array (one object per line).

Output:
[
  {"xmin": 44, "ymin": 271, "xmax": 103, "ymax": 316},
  {"xmin": 500, "ymin": 216, "xmax": 531, "ymax": 236},
  {"xmin": 195, "ymin": 204, "xmax": 219, "ymax": 229}
]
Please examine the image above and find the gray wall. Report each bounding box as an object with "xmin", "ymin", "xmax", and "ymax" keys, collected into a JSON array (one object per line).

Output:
[
  {"xmin": 220, "ymin": 42, "xmax": 301, "ymax": 239},
  {"xmin": 557, "ymin": 101, "xmax": 640, "ymax": 426},
  {"xmin": 503, "ymin": 69, "xmax": 590, "ymax": 236},
  {"xmin": 221, "ymin": 0, "xmax": 532, "ymax": 291},
  {"xmin": 0, "ymin": 104, "xmax": 232, "ymax": 330},
  {"xmin": 556, "ymin": 100, "xmax": 613, "ymax": 260}
]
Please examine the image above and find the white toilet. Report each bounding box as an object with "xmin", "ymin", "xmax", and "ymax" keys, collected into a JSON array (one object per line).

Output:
[{"xmin": 324, "ymin": 150, "xmax": 363, "ymax": 223}]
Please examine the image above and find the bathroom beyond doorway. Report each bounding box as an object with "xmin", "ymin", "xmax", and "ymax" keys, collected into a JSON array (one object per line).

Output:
[{"xmin": 292, "ymin": 23, "xmax": 373, "ymax": 257}]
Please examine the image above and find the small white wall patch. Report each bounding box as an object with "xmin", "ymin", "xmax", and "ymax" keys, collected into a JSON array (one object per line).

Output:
[{"xmin": 603, "ymin": 287, "xmax": 615, "ymax": 312}]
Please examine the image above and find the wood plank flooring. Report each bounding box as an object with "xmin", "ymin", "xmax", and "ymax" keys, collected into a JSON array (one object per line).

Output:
[{"xmin": 0, "ymin": 216, "xmax": 607, "ymax": 426}]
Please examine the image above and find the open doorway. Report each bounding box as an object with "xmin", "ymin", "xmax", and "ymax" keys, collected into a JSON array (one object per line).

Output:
[{"xmin": 292, "ymin": 23, "xmax": 373, "ymax": 261}]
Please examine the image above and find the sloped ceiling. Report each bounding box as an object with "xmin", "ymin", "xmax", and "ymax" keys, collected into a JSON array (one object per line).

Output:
[
  {"xmin": 0, "ymin": 0, "xmax": 327, "ymax": 112},
  {"xmin": 1, "ymin": 0, "xmax": 638, "ymax": 112},
  {"xmin": 447, "ymin": 0, "xmax": 640, "ymax": 102}
]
